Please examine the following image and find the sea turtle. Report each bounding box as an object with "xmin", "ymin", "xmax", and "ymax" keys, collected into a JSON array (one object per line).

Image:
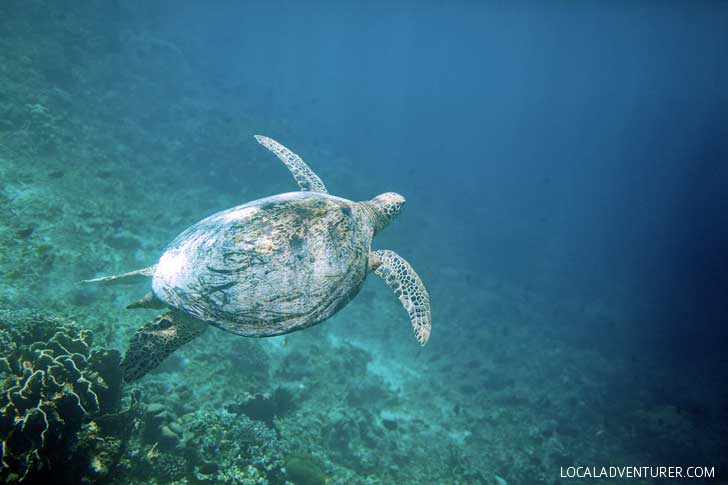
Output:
[{"xmin": 85, "ymin": 135, "xmax": 431, "ymax": 381}]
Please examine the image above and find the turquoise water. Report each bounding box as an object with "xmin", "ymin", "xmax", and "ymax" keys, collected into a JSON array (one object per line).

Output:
[{"xmin": 1, "ymin": 1, "xmax": 727, "ymax": 484}]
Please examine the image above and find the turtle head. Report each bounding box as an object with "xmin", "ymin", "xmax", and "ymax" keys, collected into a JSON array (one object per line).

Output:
[
  {"xmin": 121, "ymin": 312, "xmax": 207, "ymax": 382},
  {"xmin": 366, "ymin": 192, "xmax": 405, "ymax": 232}
]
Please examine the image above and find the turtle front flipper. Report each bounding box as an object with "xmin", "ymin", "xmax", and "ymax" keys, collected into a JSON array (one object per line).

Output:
[
  {"xmin": 370, "ymin": 250, "xmax": 432, "ymax": 346},
  {"xmin": 254, "ymin": 135, "xmax": 328, "ymax": 193},
  {"xmin": 121, "ymin": 311, "xmax": 208, "ymax": 382}
]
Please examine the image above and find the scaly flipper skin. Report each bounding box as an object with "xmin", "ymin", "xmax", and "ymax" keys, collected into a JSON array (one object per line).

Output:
[
  {"xmin": 121, "ymin": 311, "xmax": 208, "ymax": 382},
  {"xmin": 254, "ymin": 135, "xmax": 328, "ymax": 193},
  {"xmin": 370, "ymin": 249, "xmax": 431, "ymax": 345},
  {"xmin": 81, "ymin": 265, "xmax": 156, "ymax": 285}
]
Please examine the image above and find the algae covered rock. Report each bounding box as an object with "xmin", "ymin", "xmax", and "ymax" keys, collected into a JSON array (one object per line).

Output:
[
  {"xmin": 284, "ymin": 455, "xmax": 329, "ymax": 485},
  {"xmin": 226, "ymin": 387, "xmax": 295, "ymax": 427},
  {"xmin": 0, "ymin": 310, "xmax": 123, "ymax": 484}
]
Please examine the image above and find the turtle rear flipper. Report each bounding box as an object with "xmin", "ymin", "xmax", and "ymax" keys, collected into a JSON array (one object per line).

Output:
[
  {"xmin": 121, "ymin": 310, "xmax": 208, "ymax": 382},
  {"xmin": 81, "ymin": 265, "xmax": 156, "ymax": 285},
  {"xmin": 127, "ymin": 291, "xmax": 166, "ymax": 309}
]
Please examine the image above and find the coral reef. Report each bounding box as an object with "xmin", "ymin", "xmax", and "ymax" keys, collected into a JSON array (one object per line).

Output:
[
  {"xmin": 0, "ymin": 310, "xmax": 123, "ymax": 484},
  {"xmin": 119, "ymin": 406, "xmax": 287, "ymax": 485},
  {"xmin": 189, "ymin": 411, "xmax": 286, "ymax": 483}
]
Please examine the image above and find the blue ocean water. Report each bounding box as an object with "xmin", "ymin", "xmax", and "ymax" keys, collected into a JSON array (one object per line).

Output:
[{"xmin": 0, "ymin": 1, "xmax": 727, "ymax": 484}]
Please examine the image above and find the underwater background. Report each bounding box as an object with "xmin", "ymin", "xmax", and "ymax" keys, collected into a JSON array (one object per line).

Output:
[{"xmin": 1, "ymin": 1, "xmax": 727, "ymax": 484}]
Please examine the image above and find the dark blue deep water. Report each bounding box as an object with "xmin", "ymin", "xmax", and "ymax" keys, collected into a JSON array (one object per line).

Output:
[{"xmin": 1, "ymin": 1, "xmax": 727, "ymax": 484}]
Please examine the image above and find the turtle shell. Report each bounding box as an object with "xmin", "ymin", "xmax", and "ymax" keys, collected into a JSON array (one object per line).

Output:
[{"xmin": 151, "ymin": 191, "xmax": 373, "ymax": 337}]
